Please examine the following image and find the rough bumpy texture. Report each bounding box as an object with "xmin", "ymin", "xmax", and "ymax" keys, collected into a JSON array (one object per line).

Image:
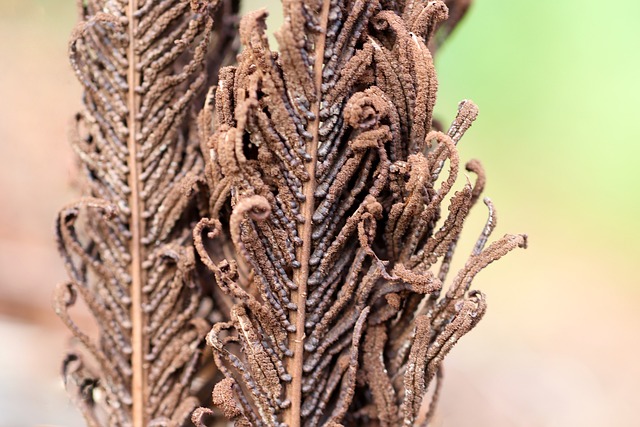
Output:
[
  {"xmin": 193, "ymin": 1, "xmax": 525, "ymax": 426},
  {"xmin": 55, "ymin": 1, "xmax": 239, "ymax": 425}
]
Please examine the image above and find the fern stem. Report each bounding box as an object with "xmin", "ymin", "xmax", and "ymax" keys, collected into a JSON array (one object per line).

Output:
[
  {"xmin": 285, "ymin": 2, "xmax": 333, "ymax": 425},
  {"xmin": 126, "ymin": 1, "xmax": 146, "ymax": 425}
]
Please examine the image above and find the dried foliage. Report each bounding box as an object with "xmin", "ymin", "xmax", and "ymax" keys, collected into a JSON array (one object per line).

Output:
[
  {"xmin": 55, "ymin": 1, "xmax": 239, "ymax": 426},
  {"xmin": 192, "ymin": 0, "xmax": 526, "ymax": 426},
  {"xmin": 55, "ymin": 0, "xmax": 525, "ymax": 425}
]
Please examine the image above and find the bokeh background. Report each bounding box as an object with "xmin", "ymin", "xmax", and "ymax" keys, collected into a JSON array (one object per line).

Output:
[{"xmin": 1, "ymin": 0, "xmax": 638, "ymax": 425}]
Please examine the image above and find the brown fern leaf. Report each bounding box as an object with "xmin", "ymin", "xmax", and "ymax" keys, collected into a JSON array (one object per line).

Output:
[
  {"xmin": 193, "ymin": 1, "xmax": 525, "ymax": 426},
  {"xmin": 55, "ymin": 1, "xmax": 239, "ymax": 426}
]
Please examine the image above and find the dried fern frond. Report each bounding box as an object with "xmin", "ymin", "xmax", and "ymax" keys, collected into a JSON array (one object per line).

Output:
[
  {"xmin": 193, "ymin": 1, "xmax": 526, "ymax": 426},
  {"xmin": 55, "ymin": 1, "xmax": 239, "ymax": 425}
]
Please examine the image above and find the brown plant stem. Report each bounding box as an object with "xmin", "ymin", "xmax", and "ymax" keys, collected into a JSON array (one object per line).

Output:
[
  {"xmin": 125, "ymin": 1, "xmax": 146, "ymax": 425},
  {"xmin": 285, "ymin": 2, "xmax": 333, "ymax": 425}
]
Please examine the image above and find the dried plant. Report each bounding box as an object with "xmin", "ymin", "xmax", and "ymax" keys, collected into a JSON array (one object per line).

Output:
[
  {"xmin": 55, "ymin": 1, "xmax": 239, "ymax": 426},
  {"xmin": 56, "ymin": 0, "xmax": 525, "ymax": 426},
  {"xmin": 194, "ymin": 0, "xmax": 526, "ymax": 427},
  {"xmin": 191, "ymin": 1, "xmax": 526, "ymax": 426}
]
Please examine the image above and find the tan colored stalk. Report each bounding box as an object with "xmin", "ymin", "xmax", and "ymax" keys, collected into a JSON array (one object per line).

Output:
[
  {"xmin": 285, "ymin": 2, "xmax": 333, "ymax": 425},
  {"xmin": 126, "ymin": 1, "xmax": 146, "ymax": 425}
]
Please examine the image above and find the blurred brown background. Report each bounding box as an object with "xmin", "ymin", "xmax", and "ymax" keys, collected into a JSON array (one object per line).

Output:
[{"xmin": 1, "ymin": 0, "xmax": 638, "ymax": 426}]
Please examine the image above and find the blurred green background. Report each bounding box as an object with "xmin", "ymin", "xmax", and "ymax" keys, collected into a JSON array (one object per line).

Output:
[{"xmin": 0, "ymin": 0, "xmax": 638, "ymax": 425}]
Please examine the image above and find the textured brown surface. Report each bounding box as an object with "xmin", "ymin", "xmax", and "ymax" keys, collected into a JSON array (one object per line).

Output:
[
  {"xmin": 195, "ymin": 1, "xmax": 524, "ymax": 425},
  {"xmin": 1, "ymin": 1, "xmax": 639, "ymax": 426}
]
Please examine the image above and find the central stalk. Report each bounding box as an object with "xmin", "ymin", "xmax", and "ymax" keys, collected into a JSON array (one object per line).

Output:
[
  {"xmin": 126, "ymin": 1, "xmax": 147, "ymax": 426},
  {"xmin": 284, "ymin": 2, "xmax": 332, "ymax": 426}
]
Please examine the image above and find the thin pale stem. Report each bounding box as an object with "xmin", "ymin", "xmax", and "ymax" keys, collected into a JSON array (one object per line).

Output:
[
  {"xmin": 126, "ymin": 1, "xmax": 146, "ymax": 425},
  {"xmin": 284, "ymin": 2, "xmax": 332, "ymax": 426}
]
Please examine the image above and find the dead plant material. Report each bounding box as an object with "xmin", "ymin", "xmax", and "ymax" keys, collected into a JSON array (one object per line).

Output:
[
  {"xmin": 193, "ymin": 1, "xmax": 526, "ymax": 426},
  {"xmin": 55, "ymin": 1, "xmax": 239, "ymax": 426}
]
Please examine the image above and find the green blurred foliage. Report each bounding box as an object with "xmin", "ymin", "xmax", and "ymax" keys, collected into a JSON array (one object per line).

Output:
[{"xmin": 434, "ymin": 0, "xmax": 640, "ymax": 251}]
